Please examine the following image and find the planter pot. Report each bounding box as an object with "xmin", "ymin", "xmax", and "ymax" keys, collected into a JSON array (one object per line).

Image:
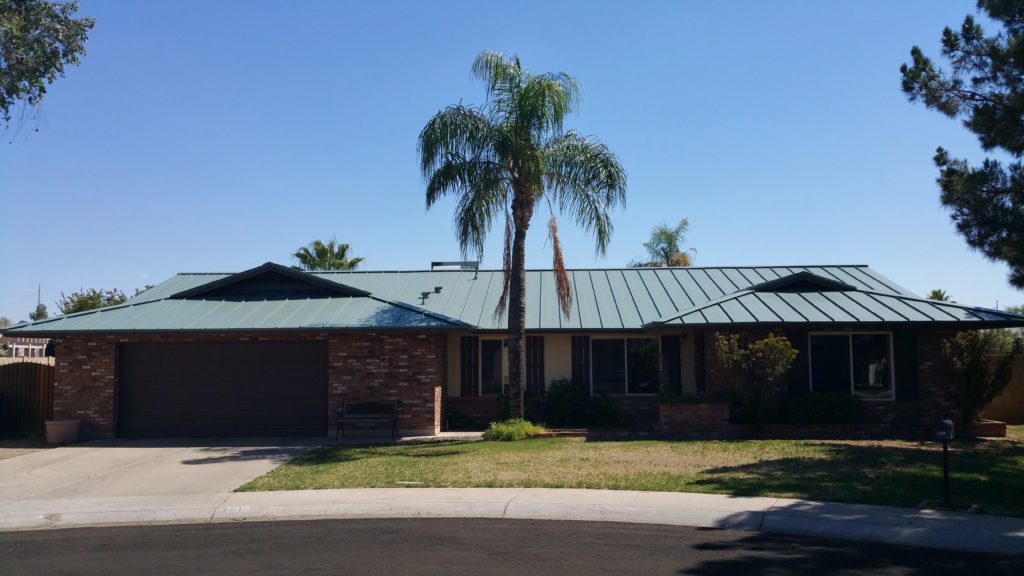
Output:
[
  {"xmin": 971, "ymin": 419, "xmax": 1007, "ymax": 438},
  {"xmin": 45, "ymin": 419, "xmax": 81, "ymax": 445}
]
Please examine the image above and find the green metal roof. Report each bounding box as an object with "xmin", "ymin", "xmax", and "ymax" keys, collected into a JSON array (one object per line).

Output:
[
  {"xmin": 6, "ymin": 263, "xmax": 1023, "ymax": 335},
  {"xmin": 649, "ymin": 286, "xmax": 1024, "ymax": 327}
]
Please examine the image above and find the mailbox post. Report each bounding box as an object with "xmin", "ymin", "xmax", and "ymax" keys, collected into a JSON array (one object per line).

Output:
[{"xmin": 936, "ymin": 419, "xmax": 955, "ymax": 505}]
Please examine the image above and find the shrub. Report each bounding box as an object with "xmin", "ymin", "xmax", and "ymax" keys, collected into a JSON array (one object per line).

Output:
[
  {"xmin": 544, "ymin": 378, "xmax": 588, "ymax": 427},
  {"xmin": 482, "ymin": 419, "xmax": 547, "ymax": 441},
  {"xmin": 714, "ymin": 332, "xmax": 798, "ymax": 426},
  {"xmin": 785, "ymin": 392, "xmax": 862, "ymax": 426},
  {"xmin": 943, "ymin": 331, "xmax": 1020, "ymax": 425},
  {"xmin": 543, "ymin": 378, "xmax": 622, "ymax": 427},
  {"xmin": 497, "ymin": 394, "xmax": 512, "ymax": 421}
]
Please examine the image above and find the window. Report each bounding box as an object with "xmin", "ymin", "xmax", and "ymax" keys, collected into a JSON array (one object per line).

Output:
[
  {"xmin": 592, "ymin": 339, "xmax": 626, "ymax": 394},
  {"xmin": 809, "ymin": 333, "xmax": 894, "ymax": 400},
  {"xmin": 852, "ymin": 334, "xmax": 892, "ymax": 400},
  {"xmin": 591, "ymin": 338, "xmax": 660, "ymax": 395},
  {"xmin": 628, "ymin": 339, "xmax": 660, "ymax": 394},
  {"xmin": 480, "ymin": 339, "xmax": 505, "ymax": 396}
]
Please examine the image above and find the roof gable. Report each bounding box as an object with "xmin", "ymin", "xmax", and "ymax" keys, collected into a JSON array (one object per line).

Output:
[
  {"xmin": 169, "ymin": 262, "xmax": 370, "ymax": 301},
  {"xmin": 746, "ymin": 271, "xmax": 857, "ymax": 293}
]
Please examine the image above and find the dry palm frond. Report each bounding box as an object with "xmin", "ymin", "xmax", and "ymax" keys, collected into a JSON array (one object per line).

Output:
[
  {"xmin": 494, "ymin": 210, "xmax": 513, "ymax": 320},
  {"xmin": 549, "ymin": 215, "xmax": 573, "ymax": 318}
]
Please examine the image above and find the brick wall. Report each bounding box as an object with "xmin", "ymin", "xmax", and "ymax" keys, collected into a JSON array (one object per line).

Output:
[
  {"xmin": 681, "ymin": 328, "xmax": 962, "ymax": 439},
  {"xmin": 54, "ymin": 331, "xmax": 446, "ymax": 438},
  {"xmin": 54, "ymin": 337, "xmax": 117, "ymax": 437},
  {"xmin": 659, "ymin": 403, "xmax": 730, "ymax": 438}
]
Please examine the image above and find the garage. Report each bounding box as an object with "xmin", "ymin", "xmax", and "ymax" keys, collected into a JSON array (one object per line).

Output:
[{"xmin": 118, "ymin": 341, "xmax": 328, "ymax": 437}]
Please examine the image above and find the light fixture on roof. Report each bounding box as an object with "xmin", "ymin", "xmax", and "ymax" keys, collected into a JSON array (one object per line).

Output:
[{"xmin": 430, "ymin": 261, "xmax": 479, "ymax": 271}]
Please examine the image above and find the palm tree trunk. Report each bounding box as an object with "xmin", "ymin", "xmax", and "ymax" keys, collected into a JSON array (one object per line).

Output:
[{"xmin": 506, "ymin": 217, "xmax": 529, "ymax": 419}]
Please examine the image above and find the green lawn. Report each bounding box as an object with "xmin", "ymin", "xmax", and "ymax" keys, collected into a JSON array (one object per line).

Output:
[{"xmin": 239, "ymin": 426, "xmax": 1024, "ymax": 516}]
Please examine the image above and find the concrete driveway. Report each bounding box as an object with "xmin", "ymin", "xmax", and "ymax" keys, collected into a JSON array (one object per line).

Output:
[{"xmin": 0, "ymin": 439, "xmax": 319, "ymax": 501}]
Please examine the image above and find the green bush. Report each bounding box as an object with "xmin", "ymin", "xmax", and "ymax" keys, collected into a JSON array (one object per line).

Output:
[
  {"xmin": 544, "ymin": 378, "xmax": 588, "ymax": 427},
  {"xmin": 714, "ymin": 332, "xmax": 798, "ymax": 426},
  {"xmin": 785, "ymin": 392, "xmax": 862, "ymax": 426},
  {"xmin": 543, "ymin": 378, "xmax": 622, "ymax": 427},
  {"xmin": 497, "ymin": 394, "xmax": 512, "ymax": 421},
  {"xmin": 482, "ymin": 419, "xmax": 547, "ymax": 441},
  {"xmin": 944, "ymin": 331, "xmax": 1020, "ymax": 425}
]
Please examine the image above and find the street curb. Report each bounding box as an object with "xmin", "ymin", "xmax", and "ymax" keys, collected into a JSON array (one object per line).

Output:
[{"xmin": 1, "ymin": 488, "xmax": 1022, "ymax": 557}]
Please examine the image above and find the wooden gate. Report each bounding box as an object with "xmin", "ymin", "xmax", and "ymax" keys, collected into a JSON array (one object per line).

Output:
[{"xmin": 0, "ymin": 361, "xmax": 55, "ymax": 438}]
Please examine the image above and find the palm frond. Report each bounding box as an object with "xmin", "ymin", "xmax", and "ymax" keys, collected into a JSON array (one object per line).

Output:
[
  {"xmin": 494, "ymin": 210, "xmax": 513, "ymax": 320},
  {"xmin": 548, "ymin": 214, "xmax": 573, "ymax": 318},
  {"xmin": 425, "ymin": 153, "xmax": 508, "ymax": 208},
  {"xmin": 291, "ymin": 237, "xmax": 364, "ymax": 271},
  {"xmin": 419, "ymin": 105, "xmax": 500, "ymax": 180},
  {"xmin": 452, "ymin": 181, "xmax": 507, "ymax": 260},
  {"xmin": 544, "ymin": 131, "xmax": 627, "ymax": 255}
]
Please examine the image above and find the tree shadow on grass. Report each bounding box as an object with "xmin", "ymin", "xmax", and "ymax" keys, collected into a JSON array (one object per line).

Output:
[
  {"xmin": 693, "ymin": 441, "xmax": 1024, "ymax": 516},
  {"xmin": 289, "ymin": 442, "xmax": 479, "ymax": 466}
]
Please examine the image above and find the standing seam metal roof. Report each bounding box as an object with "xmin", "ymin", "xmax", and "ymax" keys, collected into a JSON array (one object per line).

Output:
[{"xmin": 7, "ymin": 264, "xmax": 1023, "ymax": 334}]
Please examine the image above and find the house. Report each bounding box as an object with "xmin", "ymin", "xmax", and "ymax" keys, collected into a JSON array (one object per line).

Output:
[
  {"xmin": 5, "ymin": 262, "xmax": 1023, "ymax": 439},
  {"xmin": 0, "ymin": 335, "xmax": 49, "ymax": 358}
]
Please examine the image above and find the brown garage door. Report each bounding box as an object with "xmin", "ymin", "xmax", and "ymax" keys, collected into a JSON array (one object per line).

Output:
[{"xmin": 118, "ymin": 341, "xmax": 327, "ymax": 437}]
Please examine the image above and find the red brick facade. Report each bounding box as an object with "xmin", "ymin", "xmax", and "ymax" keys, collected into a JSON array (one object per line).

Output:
[
  {"xmin": 54, "ymin": 331, "xmax": 446, "ymax": 438},
  {"xmin": 661, "ymin": 328, "xmax": 962, "ymax": 439}
]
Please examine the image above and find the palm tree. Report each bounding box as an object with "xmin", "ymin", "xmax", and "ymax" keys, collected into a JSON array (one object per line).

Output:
[
  {"xmin": 420, "ymin": 51, "xmax": 626, "ymax": 418},
  {"xmin": 927, "ymin": 289, "xmax": 951, "ymax": 302},
  {"xmin": 641, "ymin": 218, "xmax": 694, "ymax": 267},
  {"xmin": 292, "ymin": 238, "xmax": 365, "ymax": 271}
]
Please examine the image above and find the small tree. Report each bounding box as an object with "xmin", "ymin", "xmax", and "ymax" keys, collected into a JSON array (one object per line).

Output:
[
  {"xmin": 927, "ymin": 289, "xmax": 951, "ymax": 302},
  {"xmin": 943, "ymin": 331, "xmax": 1020, "ymax": 426},
  {"xmin": 630, "ymin": 219, "xmax": 695, "ymax": 267},
  {"xmin": 57, "ymin": 288, "xmax": 128, "ymax": 315},
  {"xmin": 0, "ymin": 316, "xmax": 11, "ymax": 328},
  {"xmin": 292, "ymin": 238, "xmax": 364, "ymax": 271},
  {"xmin": 713, "ymin": 332, "xmax": 798, "ymax": 425},
  {"xmin": 28, "ymin": 303, "xmax": 47, "ymax": 321}
]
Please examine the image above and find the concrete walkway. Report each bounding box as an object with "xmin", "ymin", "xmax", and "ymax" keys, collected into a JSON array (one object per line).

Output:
[
  {"xmin": 0, "ymin": 439, "xmax": 319, "ymax": 500},
  {"xmin": 1, "ymin": 487, "xmax": 1022, "ymax": 556}
]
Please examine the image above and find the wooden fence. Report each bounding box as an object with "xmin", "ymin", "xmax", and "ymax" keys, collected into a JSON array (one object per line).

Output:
[
  {"xmin": 983, "ymin": 356, "xmax": 1024, "ymax": 424},
  {"xmin": 0, "ymin": 360, "xmax": 54, "ymax": 438}
]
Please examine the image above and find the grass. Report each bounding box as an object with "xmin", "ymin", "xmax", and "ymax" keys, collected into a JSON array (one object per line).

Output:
[{"xmin": 238, "ymin": 426, "xmax": 1024, "ymax": 516}]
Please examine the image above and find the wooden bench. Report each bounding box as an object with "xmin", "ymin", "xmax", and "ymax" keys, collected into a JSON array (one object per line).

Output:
[{"xmin": 336, "ymin": 399, "xmax": 400, "ymax": 440}]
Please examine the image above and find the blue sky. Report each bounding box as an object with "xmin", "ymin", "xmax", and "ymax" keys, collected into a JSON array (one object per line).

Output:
[{"xmin": 1, "ymin": 0, "xmax": 1019, "ymax": 322}]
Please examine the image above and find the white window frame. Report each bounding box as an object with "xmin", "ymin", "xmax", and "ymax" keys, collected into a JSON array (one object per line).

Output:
[
  {"xmin": 479, "ymin": 337, "xmax": 507, "ymax": 396},
  {"xmin": 807, "ymin": 331, "xmax": 896, "ymax": 401},
  {"xmin": 590, "ymin": 337, "xmax": 662, "ymax": 396}
]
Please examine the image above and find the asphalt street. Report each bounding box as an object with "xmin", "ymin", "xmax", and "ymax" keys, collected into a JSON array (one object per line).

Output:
[{"xmin": 2, "ymin": 518, "xmax": 1022, "ymax": 575}]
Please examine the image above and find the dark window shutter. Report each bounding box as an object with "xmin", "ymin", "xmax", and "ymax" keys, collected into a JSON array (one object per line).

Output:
[
  {"xmin": 694, "ymin": 330, "xmax": 706, "ymax": 394},
  {"xmin": 526, "ymin": 336, "xmax": 545, "ymax": 396},
  {"xmin": 460, "ymin": 336, "xmax": 479, "ymax": 397},
  {"xmin": 571, "ymin": 335, "xmax": 591, "ymax": 387},
  {"xmin": 661, "ymin": 335, "xmax": 682, "ymax": 396},
  {"xmin": 894, "ymin": 330, "xmax": 919, "ymax": 401},
  {"xmin": 810, "ymin": 334, "xmax": 852, "ymax": 393},
  {"xmin": 786, "ymin": 330, "xmax": 811, "ymax": 394}
]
